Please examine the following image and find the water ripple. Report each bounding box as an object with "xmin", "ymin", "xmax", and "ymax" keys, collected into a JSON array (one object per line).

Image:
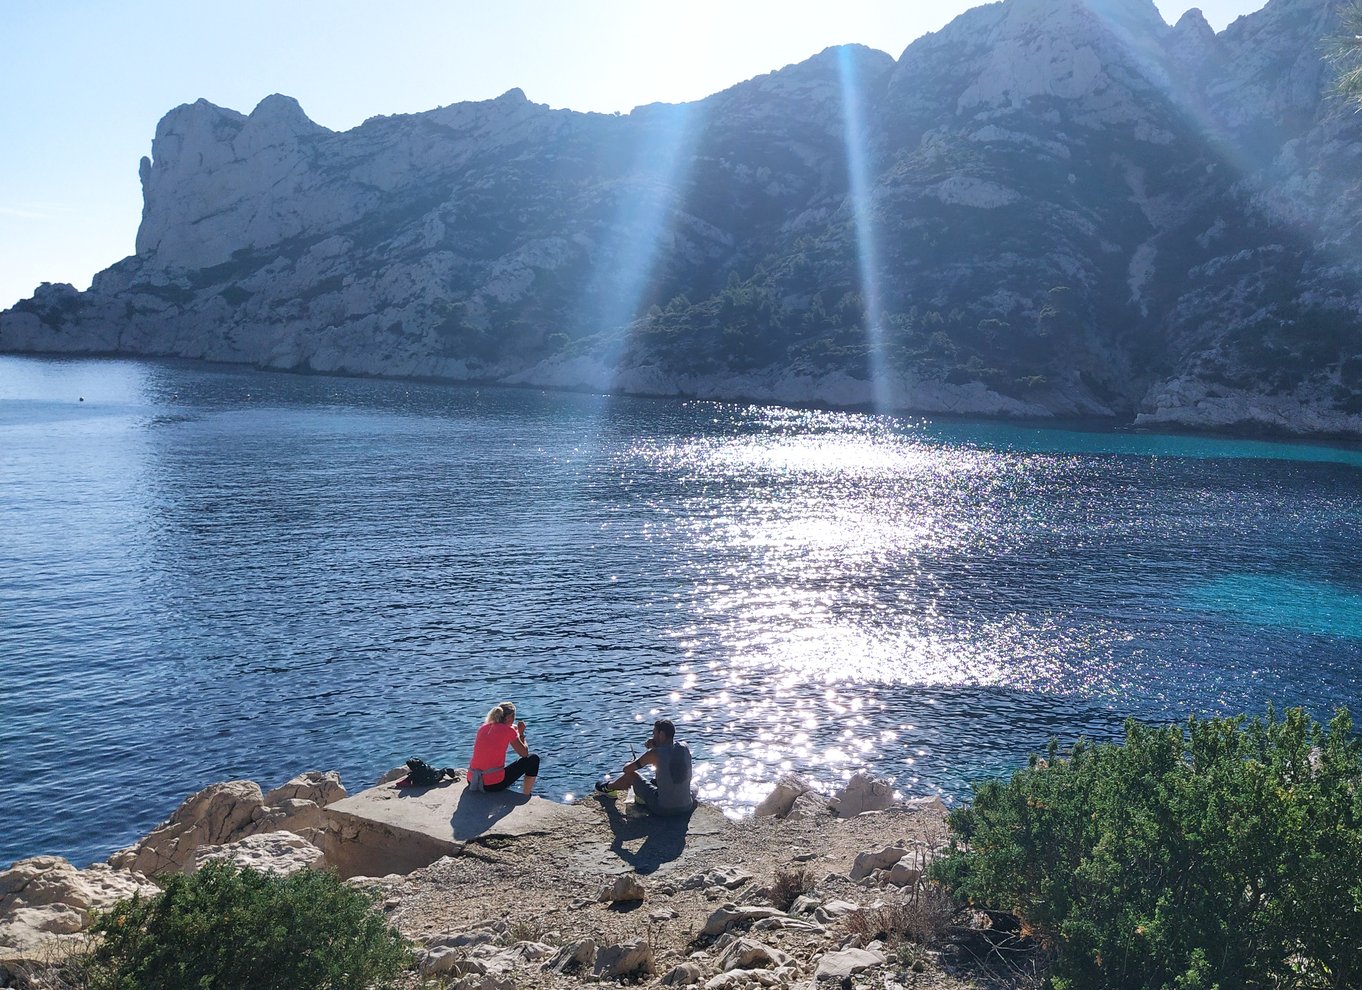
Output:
[{"xmin": 2, "ymin": 357, "xmax": 1361, "ymax": 867}]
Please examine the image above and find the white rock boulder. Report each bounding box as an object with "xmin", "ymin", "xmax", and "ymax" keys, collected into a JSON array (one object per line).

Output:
[
  {"xmin": 814, "ymin": 946, "xmax": 887, "ymax": 981},
  {"xmin": 192, "ymin": 830, "xmax": 325, "ymax": 875},
  {"xmin": 828, "ymin": 773, "xmax": 896, "ymax": 818},
  {"xmin": 597, "ymin": 873, "xmax": 646, "ymax": 903},
  {"xmin": 0, "ymin": 857, "xmax": 159, "ymax": 958},
  {"xmin": 593, "ymin": 940, "xmax": 655, "ymax": 980},
  {"xmin": 850, "ymin": 846, "xmax": 908, "ymax": 881},
  {"xmin": 753, "ymin": 775, "xmax": 815, "ymax": 819}
]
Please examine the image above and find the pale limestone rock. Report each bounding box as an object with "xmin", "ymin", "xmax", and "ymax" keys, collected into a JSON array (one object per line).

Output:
[
  {"xmin": 107, "ymin": 773, "xmax": 348, "ymax": 879},
  {"xmin": 597, "ymin": 873, "xmax": 646, "ymax": 903},
  {"xmin": 753, "ymin": 775, "xmax": 814, "ymax": 819},
  {"xmin": 108, "ymin": 780, "xmax": 265, "ymax": 876},
  {"xmin": 886, "ymin": 862, "xmax": 923, "ymax": 888},
  {"xmin": 704, "ymin": 866, "xmax": 754, "ymax": 890},
  {"xmin": 0, "ymin": 857, "xmax": 158, "ymax": 958},
  {"xmin": 420, "ymin": 951, "xmax": 487, "ymax": 978},
  {"xmin": 929, "ymin": 176, "xmax": 1020, "ymax": 209},
  {"xmin": 192, "ymin": 830, "xmax": 325, "ymax": 875},
  {"xmin": 787, "ymin": 792, "xmax": 828, "ymax": 820},
  {"xmin": 828, "ymin": 773, "xmax": 896, "ymax": 818},
  {"xmin": 429, "ymin": 928, "xmax": 501, "ymax": 950},
  {"xmin": 902, "ymin": 796, "xmax": 948, "ymax": 816},
  {"xmin": 751, "ymin": 916, "xmax": 825, "ymax": 935},
  {"xmin": 706, "ymin": 969, "xmax": 792, "ymax": 989},
  {"xmin": 659, "ymin": 962, "xmax": 705, "ymax": 986},
  {"xmin": 814, "ymin": 946, "xmax": 887, "ymax": 981},
  {"xmin": 850, "ymin": 846, "xmax": 908, "ymax": 881},
  {"xmin": 701, "ymin": 904, "xmax": 787, "ymax": 937},
  {"xmin": 449, "ymin": 976, "xmax": 513, "ymax": 990},
  {"xmin": 718, "ymin": 937, "xmax": 792, "ymax": 972},
  {"xmin": 682, "ymin": 866, "xmax": 753, "ymax": 891},
  {"xmin": 544, "ymin": 939, "xmax": 596, "ymax": 974},
  {"xmin": 592, "ymin": 940, "xmax": 655, "ymax": 980},
  {"xmin": 813, "ymin": 900, "xmax": 861, "ymax": 926},
  {"xmin": 500, "ymin": 941, "xmax": 555, "ymax": 965},
  {"xmin": 263, "ymin": 770, "xmax": 346, "ymax": 807}
]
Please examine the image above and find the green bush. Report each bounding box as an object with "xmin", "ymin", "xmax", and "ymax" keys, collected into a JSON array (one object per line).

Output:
[
  {"xmin": 931, "ymin": 707, "xmax": 1362, "ymax": 990},
  {"xmin": 88, "ymin": 860, "xmax": 411, "ymax": 990}
]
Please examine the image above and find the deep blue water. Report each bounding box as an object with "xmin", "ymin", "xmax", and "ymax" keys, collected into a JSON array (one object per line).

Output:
[{"xmin": 3, "ymin": 354, "xmax": 1361, "ymax": 869}]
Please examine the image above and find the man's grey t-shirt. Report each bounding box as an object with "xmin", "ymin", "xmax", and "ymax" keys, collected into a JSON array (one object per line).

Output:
[{"xmin": 645, "ymin": 742, "xmax": 693, "ymax": 814}]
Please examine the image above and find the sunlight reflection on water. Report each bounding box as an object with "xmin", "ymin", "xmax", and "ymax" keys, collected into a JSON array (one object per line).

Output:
[{"xmin": 3, "ymin": 358, "xmax": 1362, "ymax": 866}]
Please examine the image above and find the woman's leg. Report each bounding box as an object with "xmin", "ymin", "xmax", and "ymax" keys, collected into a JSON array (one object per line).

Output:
[{"xmin": 487, "ymin": 754, "xmax": 540, "ymax": 793}]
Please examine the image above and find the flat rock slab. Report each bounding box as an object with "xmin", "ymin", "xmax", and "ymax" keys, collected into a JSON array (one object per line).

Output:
[
  {"xmin": 564, "ymin": 799, "xmax": 736, "ymax": 877},
  {"xmin": 329, "ymin": 779, "xmax": 592, "ymax": 845}
]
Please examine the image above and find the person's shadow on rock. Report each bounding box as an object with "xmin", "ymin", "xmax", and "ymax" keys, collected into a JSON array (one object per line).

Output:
[
  {"xmin": 598, "ymin": 797, "xmax": 693, "ymax": 875},
  {"xmin": 450, "ymin": 786, "xmax": 530, "ymax": 841}
]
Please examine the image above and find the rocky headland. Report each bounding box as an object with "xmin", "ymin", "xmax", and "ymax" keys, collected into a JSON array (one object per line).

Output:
[
  {"xmin": 4, "ymin": 0, "xmax": 1362, "ymax": 438},
  {"xmin": 0, "ymin": 769, "xmax": 993, "ymax": 990}
]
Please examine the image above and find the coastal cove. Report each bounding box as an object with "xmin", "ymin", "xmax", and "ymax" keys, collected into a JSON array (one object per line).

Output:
[{"xmin": 3, "ymin": 354, "xmax": 1362, "ymax": 870}]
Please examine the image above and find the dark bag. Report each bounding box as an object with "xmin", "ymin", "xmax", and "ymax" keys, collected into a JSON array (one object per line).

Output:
[{"xmin": 404, "ymin": 758, "xmax": 444, "ymax": 787}]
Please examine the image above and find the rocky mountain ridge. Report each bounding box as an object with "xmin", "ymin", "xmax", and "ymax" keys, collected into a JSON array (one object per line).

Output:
[{"xmin": 4, "ymin": 0, "xmax": 1362, "ymax": 438}]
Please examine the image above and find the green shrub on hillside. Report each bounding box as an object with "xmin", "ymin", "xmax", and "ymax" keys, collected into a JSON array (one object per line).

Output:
[
  {"xmin": 88, "ymin": 860, "xmax": 411, "ymax": 990},
  {"xmin": 931, "ymin": 707, "xmax": 1362, "ymax": 990}
]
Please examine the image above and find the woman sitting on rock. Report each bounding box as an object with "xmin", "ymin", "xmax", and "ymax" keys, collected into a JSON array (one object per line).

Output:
[{"xmin": 467, "ymin": 701, "xmax": 539, "ymax": 795}]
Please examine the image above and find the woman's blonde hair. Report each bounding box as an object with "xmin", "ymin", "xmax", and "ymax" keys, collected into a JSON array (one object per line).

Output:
[{"xmin": 485, "ymin": 701, "xmax": 516, "ymax": 725}]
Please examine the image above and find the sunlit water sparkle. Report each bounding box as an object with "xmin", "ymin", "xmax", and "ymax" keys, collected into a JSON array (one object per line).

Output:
[{"xmin": 3, "ymin": 355, "xmax": 1361, "ymax": 867}]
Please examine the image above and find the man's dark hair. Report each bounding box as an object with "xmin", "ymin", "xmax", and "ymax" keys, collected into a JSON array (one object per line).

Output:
[{"xmin": 654, "ymin": 719, "xmax": 676, "ymax": 742}]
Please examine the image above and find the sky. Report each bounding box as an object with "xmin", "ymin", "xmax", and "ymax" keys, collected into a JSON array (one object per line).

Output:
[{"xmin": 0, "ymin": 1, "xmax": 1268, "ymax": 312}]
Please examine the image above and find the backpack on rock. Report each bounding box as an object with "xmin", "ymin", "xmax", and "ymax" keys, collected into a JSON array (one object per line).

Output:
[{"xmin": 401, "ymin": 758, "xmax": 447, "ymax": 787}]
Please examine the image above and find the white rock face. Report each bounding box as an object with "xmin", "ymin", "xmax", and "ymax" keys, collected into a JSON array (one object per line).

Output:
[
  {"xmin": 597, "ymin": 873, "xmax": 646, "ymax": 903},
  {"xmin": 929, "ymin": 176, "xmax": 1020, "ymax": 208},
  {"xmin": 1136, "ymin": 377, "xmax": 1362, "ymax": 437},
  {"xmin": 193, "ymin": 830, "xmax": 325, "ymax": 876},
  {"xmin": 263, "ymin": 769, "xmax": 346, "ymax": 807},
  {"xmin": 849, "ymin": 845, "xmax": 908, "ymax": 881},
  {"xmin": 0, "ymin": 857, "xmax": 158, "ymax": 958},
  {"xmin": 753, "ymin": 774, "xmax": 815, "ymax": 819},
  {"xmin": 814, "ymin": 946, "xmax": 887, "ymax": 980},
  {"xmin": 828, "ymin": 772, "xmax": 897, "ymax": 818},
  {"xmin": 592, "ymin": 940, "xmax": 655, "ymax": 980},
  {"xmin": 108, "ymin": 780, "xmax": 267, "ymax": 876},
  {"xmin": 717, "ymin": 937, "xmax": 792, "ymax": 972},
  {"xmin": 108, "ymin": 771, "xmax": 344, "ymax": 877},
  {"xmin": 2, "ymin": 0, "xmax": 1359, "ymax": 439},
  {"xmin": 701, "ymin": 903, "xmax": 787, "ymax": 937}
]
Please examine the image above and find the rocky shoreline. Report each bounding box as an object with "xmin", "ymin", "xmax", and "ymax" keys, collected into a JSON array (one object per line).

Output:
[{"xmin": 0, "ymin": 767, "xmax": 1000, "ymax": 990}]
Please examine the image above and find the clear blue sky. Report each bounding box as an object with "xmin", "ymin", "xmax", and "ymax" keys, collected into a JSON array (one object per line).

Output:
[{"xmin": 0, "ymin": 1, "xmax": 1266, "ymax": 311}]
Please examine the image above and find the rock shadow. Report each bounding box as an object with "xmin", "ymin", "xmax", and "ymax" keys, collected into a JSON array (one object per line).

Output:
[
  {"xmin": 450, "ymin": 787, "xmax": 531, "ymax": 841},
  {"xmin": 598, "ymin": 797, "xmax": 694, "ymax": 875}
]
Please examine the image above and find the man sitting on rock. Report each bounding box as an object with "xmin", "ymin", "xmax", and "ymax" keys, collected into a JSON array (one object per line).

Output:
[{"xmin": 596, "ymin": 718, "xmax": 694, "ymax": 815}]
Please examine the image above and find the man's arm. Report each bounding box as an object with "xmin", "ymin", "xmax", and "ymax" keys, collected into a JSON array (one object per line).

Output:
[{"xmin": 624, "ymin": 748, "xmax": 658, "ymax": 774}]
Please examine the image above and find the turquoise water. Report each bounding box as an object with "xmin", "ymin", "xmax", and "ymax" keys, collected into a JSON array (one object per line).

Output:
[{"xmin": 2, "ymin": 354, "xmax": 1361, "ymax": 868}]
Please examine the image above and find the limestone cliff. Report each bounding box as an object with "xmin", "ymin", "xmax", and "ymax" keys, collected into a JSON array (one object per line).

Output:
[{"xmin": 4, "ymin": 0, "xmax": 1361, "ymax": 437}]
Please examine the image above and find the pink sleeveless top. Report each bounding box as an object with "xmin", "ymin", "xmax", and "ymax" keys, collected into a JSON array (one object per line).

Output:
[{"xmin": 469, "ymin": 722, "xmax": 518, "ymax": 786}]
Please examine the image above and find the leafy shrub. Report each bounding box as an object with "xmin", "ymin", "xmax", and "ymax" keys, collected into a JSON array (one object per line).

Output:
[
  {"xmin": 88, "ymin": 860, "xmax": 411, "ymax": 990},
  {"xmin": 931, "ymin": 707, "xmax": 1362, "ymax": 990}
]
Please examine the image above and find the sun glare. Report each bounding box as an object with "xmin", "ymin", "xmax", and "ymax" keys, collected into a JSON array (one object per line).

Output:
[{"xmin": 836, "ymin": 46, "xmax": 892, "ymax": 413}]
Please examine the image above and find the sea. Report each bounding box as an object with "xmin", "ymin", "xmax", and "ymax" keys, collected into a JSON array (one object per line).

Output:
[{"xmin": 3, "ymin": 354, "xmax": 1361, "ymax": 869}]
